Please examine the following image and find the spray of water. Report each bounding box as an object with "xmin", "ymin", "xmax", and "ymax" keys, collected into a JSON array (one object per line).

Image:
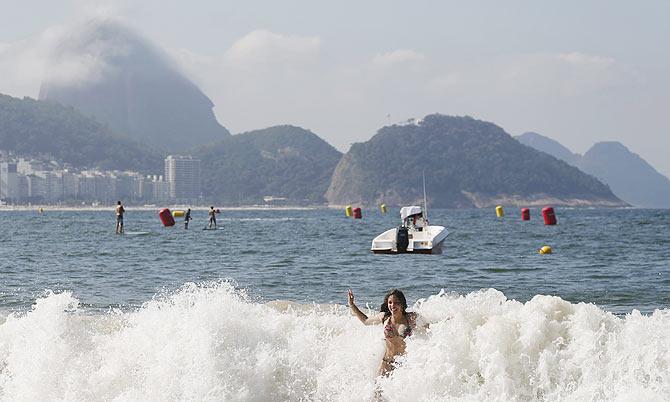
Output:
[{"xmin": 0, "ymin": 283, "xmax": 668, "ymax": 401}]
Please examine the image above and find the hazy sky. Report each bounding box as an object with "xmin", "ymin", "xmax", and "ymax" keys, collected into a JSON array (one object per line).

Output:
[{"xmin": 1, "ymin": 1, "xmax": 669, "ymax": 176}]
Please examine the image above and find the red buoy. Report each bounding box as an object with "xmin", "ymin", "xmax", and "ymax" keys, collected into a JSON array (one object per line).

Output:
[
  {"xmin": 521, "ymin": 208, "xmax": 530, "ymax": 221},
  {"xmin": 542, "ymin": 207, "xmax": 557, "ymax": 225},
  {"xmin": 352, "ymin": 207, "xmax": 362, "ymax": 219},
  {"xmin": 159, "ymin": 208, "xmax": 176, "ymax": 227}
]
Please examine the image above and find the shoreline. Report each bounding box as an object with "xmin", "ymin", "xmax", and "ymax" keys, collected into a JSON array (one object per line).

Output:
[
  {"xmin": 0, "ymin": 204, "xmax": 644, "ymax": 212},
  {"xmin": 0, "ymin": 205, "xmax": 320, "ymax": 212}
]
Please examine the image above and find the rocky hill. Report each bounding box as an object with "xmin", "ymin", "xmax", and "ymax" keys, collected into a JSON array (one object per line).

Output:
[
  {"xmin": 39, "ymin": 19, "xmax": 230, "ymax": 151},
  {"xmin": 517, "ymin": 132, "xmax": 670, "ymax": 208},
  {"xmin": 195, "ymin": 125, "xmax": 342, "ymax": 204},
  {"xmin": 326, "ymin": 115, "xmax": 625, "ymax": 208},
  {"xmin": 0, "ymin": 94, "xmax": 161, "ymax": 172}
]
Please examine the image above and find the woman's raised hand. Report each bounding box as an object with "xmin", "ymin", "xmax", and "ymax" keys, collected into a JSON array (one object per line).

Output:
[{"xmin": 347, "ymin": 289, "xmax": 355, "ymax": 306}]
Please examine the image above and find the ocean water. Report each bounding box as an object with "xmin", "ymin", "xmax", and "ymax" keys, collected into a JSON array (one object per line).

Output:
[{"xmin": 0, "ymin": 207, "xmax": 668, "ymax": 401}]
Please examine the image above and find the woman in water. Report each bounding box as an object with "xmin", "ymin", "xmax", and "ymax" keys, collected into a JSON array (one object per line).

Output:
[{"xmin": 347, "ymin": 288, "xmax": 424, "ymax": 376}]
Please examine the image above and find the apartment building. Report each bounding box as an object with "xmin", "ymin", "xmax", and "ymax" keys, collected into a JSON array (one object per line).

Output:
[{"xmin": 164, "ymin": 155, "xmax": 201, "ymax": 201}]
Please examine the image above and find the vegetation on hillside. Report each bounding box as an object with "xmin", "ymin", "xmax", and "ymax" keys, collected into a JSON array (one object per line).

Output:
[
  {"xmin": 195, "ymin": 125, "xmax": 342, "ymax": 204},
  {"xmin": 0, "ymin": 94, "xmax": 162, "ymax": 172},
  {"xmin": 327, "ymin": 114, "xmax": 621, "ymax": 207}
]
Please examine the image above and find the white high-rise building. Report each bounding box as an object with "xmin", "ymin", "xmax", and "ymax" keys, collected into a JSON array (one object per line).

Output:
[
  {"xmin": 37, "ymin": 171, "xmax": 64, "ymax": 202},
  {"xmin": 164, "ymin": 155, "xmax": 201, "ymax": 200},
  {"xmin": 0, "ymin": 162, "xmax": 21, "ymax": 202},
  {"xmin": 62, "ymin": 171, "xmax": 78, "ymax": 200}
]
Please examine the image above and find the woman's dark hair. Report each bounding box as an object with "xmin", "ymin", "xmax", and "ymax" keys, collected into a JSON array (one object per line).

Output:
[{"xmin": 380, "ymin": 289, "xmax": 407, "ymax": 319}]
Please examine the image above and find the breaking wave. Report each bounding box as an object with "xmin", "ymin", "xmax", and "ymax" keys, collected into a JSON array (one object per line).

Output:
[{"xmin": 1, "ymin": 282, "xmax": 668, "ymax": 401}]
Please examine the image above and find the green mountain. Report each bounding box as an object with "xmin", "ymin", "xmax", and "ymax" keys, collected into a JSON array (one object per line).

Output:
[
  {"xmin": 326, "ymin": 114, "xmax": 625, "ymax": 208},
  {"xmin": 0, "ymin": 94, "xmax": 161, "ymax": 172},
  {"xmin": 195, "ymin": 125, "xmax": 342, "ymax": 204},
  {"xmin": 39, "ymin": 19, "xmax": 230, "ymax": 151}
]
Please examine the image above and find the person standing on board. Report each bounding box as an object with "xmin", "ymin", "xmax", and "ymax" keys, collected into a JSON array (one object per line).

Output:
[
  {"xmin": 208, "ymin": 206, "xmax": 217, "ymax": 229},
  {"xmin": 115, "ymin": 201, "xmax": 125, "ymax": 234},
  {"xmin": 184, "ymin": 208, "xmax": 192, "ymax": 229},
  {"xmin": 347, "ymin": 288, "xmax": 427, "ymax": 377}
]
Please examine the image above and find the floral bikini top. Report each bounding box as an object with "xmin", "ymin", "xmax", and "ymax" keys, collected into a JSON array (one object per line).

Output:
[{"xmin": 383, "ymin": 313, "xmax": 416, "ymax": 339}]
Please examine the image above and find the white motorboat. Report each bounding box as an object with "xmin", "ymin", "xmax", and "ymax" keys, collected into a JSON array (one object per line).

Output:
[{"xmin": 371, "ymin": 206, "xmax": 449, "ymax": 254}]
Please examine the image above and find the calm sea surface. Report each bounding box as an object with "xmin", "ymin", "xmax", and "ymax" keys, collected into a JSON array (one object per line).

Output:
[{"xmin": 1, "ymin": 207, "xmax": 668, "ymax": 314}]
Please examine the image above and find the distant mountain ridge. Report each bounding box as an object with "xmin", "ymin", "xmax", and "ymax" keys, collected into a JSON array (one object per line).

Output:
[
  {"xmin": 39, "ymin": 18, "xmax": 230, "ymax": 151},
  {"xmin": 1, "ymin": 92, "xmax": 642, "ymax": 208},
  {"xmin": 516, "ymin": 132, "xmax": 670, "ymax": 208},
  {"xmin": 326, "ymin": 115, "xmax": 624, "ymax": 208},
  {"xmin": 0, "ymin": 94, "xmax": 161, "ymax": 172},
  {"xmin": 195, "ymin": 125, "xmax": 342, "ymax": 204},
  {"xmin": 516, "ymin": 132, "xmax": 580, "ymax": 165}
]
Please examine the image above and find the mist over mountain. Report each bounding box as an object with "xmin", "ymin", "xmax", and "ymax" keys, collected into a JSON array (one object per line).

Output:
[
  {"xmin": 326, "ymin": 115, "xmax": 624, "ymax": 208},
  {"xmin": 0, "ymin": 94, "xmax": 161, "ymax": 171},
  {"xmin": 517, "ymin": 132, "xmax": 670, "ymax": 208},
  {"xmin": 38, "ymin": 18, "xmax": 230, "ymax": 151},
  {"xmin": 195, "ymin": 125, "xmax": 342, "ymax": 204}
]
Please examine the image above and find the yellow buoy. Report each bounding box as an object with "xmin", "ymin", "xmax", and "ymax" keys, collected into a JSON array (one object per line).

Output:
[
  {"xmin": 538, "ymin": 245, "xmax": 553, "ymax": 254},
  {"xmin": 380, "ymin": 204, "xmax": 387, "ymax": 214},
  {"xmin": 38, "ymin": 207, "xmax": 44, "ymax": 214},
  {"xmin": 345, "ymin": 205, "xmax": 352, "ymax": 217},
  {"xmin": 172, "ymin": 210, "xmax": 185, "ymax": 218},
  {"xmin": 495, "ymin": 205, "xmax": 504, "ymax": 218}
]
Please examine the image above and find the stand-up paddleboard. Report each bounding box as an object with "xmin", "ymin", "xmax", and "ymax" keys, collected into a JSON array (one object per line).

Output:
[
  {"xmin": 202, "ymin": 227, "xmax": 221, "ymax": 231},
  {"xmin": 123, "ymin": 231, "xmax": 151, "ymax": 236}
]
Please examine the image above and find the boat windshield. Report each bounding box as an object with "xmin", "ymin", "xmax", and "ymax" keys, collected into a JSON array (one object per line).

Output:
[{"xmin": 403, "ymin": 213, "xmax": 425, "ymax": 230}]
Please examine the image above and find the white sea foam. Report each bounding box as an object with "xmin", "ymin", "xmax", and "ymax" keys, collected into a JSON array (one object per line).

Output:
[{"xmin": 0, "ymin": 283, "xmax": 668, "ymax": 401}]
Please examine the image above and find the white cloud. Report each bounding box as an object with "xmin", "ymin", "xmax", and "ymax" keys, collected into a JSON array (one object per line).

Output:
[
  {"xmin": 166, "ymin": 30, "xmax": 328, "ymax": 137},
  {"xmin": 432, "ymin": 51, "xmax": 632, "ymax": 97},
  {"xmin": 557, "ymin": 52, "xmax": 614, "ymax": 67},
  {"xmin": 0, "ymin": 22, "xmax": 128, "ymax": 98},
  {"xmin": 71, "ymin": 0, "xmax": 135, "ymax": 20},
  {"xmin": 0, "ymin": 26, "xmax": 68, "ymax": 97},
  {"xmin": 372, "ymin": 49, "xmax": 426, "ymax": 66},
  {"xmin": 169, "ymin": 47, "xmax": 221, "ymax": 88},
  {"xmin": 0, "ymin": 6, "xmax": 142, "ymax": 98},
  {"xmin": 224, "ymin": 30, "xmax": 320, "ymax": 66},
  {"xmin": 169, "ymin": 29, "xmax": 324, "ymax": 97}
]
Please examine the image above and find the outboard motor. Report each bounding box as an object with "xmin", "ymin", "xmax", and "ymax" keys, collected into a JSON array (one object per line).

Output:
[{"xmin": 396, "ymin": 226, "xmax": 409, "ymax": 252}]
